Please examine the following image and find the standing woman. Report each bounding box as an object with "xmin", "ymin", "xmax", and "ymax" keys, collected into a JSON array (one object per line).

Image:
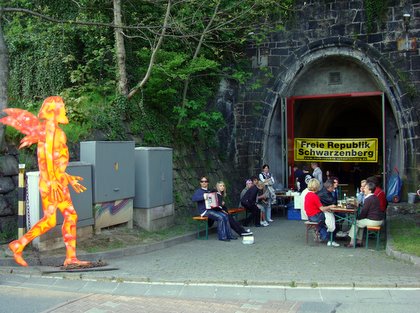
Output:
[
  {"xmin": 215, "ymin": 181, "xmax": 252, "ymax": 236},
  {"xmin": 256, "ymin": 184, "xmax": 271, "ymax": 226},
  {"xmin": 259, "ymin": 164, "xmax": 276, "ymax": 221},
  {"xmin": 191, "ymin": 176, "xmax": 236, "ymax": 241}
]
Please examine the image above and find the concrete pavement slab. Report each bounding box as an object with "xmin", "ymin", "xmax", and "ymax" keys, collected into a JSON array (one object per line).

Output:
[
  {"xmin": 146, "ymin": 283, "xmax": 183, "ymax": 297},
  {"xmin": 2, "ymin": 217, "xmax": 420, "ymax": 289},
  {"xmin": 41, "ymin": 293, "xmax": 300, "ymax": 313}
]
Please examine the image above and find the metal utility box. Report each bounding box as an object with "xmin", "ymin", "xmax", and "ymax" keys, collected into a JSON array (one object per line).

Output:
[
  {"xmin": 27, "ymin": 162, "xmax": 93, "ymax": 227},
  {"xmin": 26, "ymin": 162, "xmax": 93, "ymax": 250},
  {"xmin": 134, "ymin": 147, "xmax": 173, "ymax": 208},
  {"xmin": 80, "ymin": 141, "xmax": 135, "ymax": 203}
]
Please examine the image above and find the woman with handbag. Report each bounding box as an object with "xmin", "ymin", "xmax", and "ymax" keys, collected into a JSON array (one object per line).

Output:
[{"xmin": 259, "ymin": 164, "xmax": 276, "ymax": 221}]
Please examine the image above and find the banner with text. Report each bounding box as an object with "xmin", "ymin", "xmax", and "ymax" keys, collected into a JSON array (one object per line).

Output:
[{"xmin": 294, "ymin": 138, "xmax": 378, "ymax": 163}]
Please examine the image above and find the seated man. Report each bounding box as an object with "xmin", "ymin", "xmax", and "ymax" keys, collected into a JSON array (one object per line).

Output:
[
  {"xmin": 239, "ymin": 178, "xmax": 254, "ymax": 207},
  {"xmin": 366, "ymin": 176, "xmax": 387, "ymax": 213},
  {"xmin": 241, "ymin": 180, "xmax": 265, "ymax": 227},
  {"xmin": 318, "ymin": 179, "xmax": 347, "ymax": 238},
  {"xmin": 346, "ymin": 181, "xmax": 384, "ymax": 248},
  {"xmin": 317, "ymin": 179, "xmax": 336, "ymax": 206},
  {"xmin": 357, "ymin": 179, "xmax": 367, "ymax": 206}
]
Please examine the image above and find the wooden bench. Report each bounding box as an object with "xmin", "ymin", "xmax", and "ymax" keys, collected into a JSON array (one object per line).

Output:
[
  {"xmin": 366, "ymin": 225, "xmax": 381, "ymax": 250},
  {"xmin": 304, "ymin": 221, "xmax": 320, "ymax": 245},
  {"xmin": 192, "ymin": 208, "xmax": 246, "ymax": 240},
  {"xmin": 227, "ymin": 207, "xmax": 246, "ymax": 220},
  {"xmin": 192, "ymin": 216, "xmax": 209, "ymax": 240}
]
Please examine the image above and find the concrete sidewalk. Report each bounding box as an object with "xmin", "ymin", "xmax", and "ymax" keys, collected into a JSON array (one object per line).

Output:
[{"xmin": 1, "ymin": 217, "xmax": 420, "ymax": 288}]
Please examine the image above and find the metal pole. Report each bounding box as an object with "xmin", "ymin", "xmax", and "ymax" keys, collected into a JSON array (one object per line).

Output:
[
  {"xmin": 18, "ymin": 164, "xmax": 26, "ymax": 238},
  {"xmin": 382, "ymin": 93, "xmax": 386, "ymax": 188}
]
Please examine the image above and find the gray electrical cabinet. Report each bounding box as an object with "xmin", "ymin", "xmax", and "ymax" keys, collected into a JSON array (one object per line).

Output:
[
  {"xmin": 66, "ymin": 162, "xmax": 94, "ymax": 227},
  {"xmin": 80, "ymin": 141, "xmax": 135, "ymax": 203},
  {"xmin": 66, "ymin": 162, "xmax": 94, "ymax": 226},
  {"xmin": 134, "ymin": 147, "xmax": 173, "ymax": 208},
  {"xmin": 27, "ymin": 161, "xmax": 93, "ymax": 227}
]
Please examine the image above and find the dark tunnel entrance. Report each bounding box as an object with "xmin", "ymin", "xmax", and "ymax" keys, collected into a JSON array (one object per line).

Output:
[{"xmin": 287, "ymin": 92, "xmax": 385, "ymax": 194}]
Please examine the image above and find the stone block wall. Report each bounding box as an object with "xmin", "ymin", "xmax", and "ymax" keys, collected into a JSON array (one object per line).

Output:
[
  {"xmin": 0, "ymin": 154, "xmax": 18, "ymax": 237},
  {"xmin": 231, "ymin": 0, "xmax": 419, "ymax": 193}
]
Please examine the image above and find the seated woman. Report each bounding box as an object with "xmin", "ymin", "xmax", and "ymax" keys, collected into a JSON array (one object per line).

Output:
[
  {"xmin": 304, "ymin": 178, "xmax": 339, "ymax": 247},
  {"xmin": 191, "ymin": 176, "xmax": 237, "ymax": 242},
  {"xmin": 346, "ymin": 181, "xmax": 384, "ymax": 248},
  {"xmin": 214, "ymin": 181, "xmax": 252, "ymax": 236}
]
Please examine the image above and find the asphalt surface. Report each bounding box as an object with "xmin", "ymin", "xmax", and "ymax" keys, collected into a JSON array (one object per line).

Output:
[{"xmin": 1, "ymin": 215, "xmax": 420, "ymax": 313}]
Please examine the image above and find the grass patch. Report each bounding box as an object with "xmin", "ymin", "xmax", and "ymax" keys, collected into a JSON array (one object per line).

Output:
[{"xmin": 389, "ymin": 215, "xmax": 420, "ymax": 257}]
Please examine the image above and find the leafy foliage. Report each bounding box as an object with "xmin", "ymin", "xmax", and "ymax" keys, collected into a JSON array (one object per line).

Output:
[
  {"xmin": 2, "ymin": 0, "xmax": 294, "ymax": 147},
  {"xmin": 364, "ymin": 0, "xmax": 388, "ymax": 33}
]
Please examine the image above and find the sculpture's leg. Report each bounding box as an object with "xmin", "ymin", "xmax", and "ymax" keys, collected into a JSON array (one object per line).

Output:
[
  {"xmin": 9, "ymin": 205, "xmax": 57, "ymax": 267},
  {"xmin": 9, "ymin": 238, "xmax": 29, "ymax": 267},
  {"xmin": 59, "ymin": 200, "xmax": 90, "ymax": 266}
]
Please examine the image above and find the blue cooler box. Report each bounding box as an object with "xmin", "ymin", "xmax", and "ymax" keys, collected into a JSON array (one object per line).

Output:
[
  {"xmin": 287, "ymin": 201, "xmax": 301, "ymax": 220},
  {"xmin": 287, "ymin": 209, "xmax": 302, "ymax": 220}
]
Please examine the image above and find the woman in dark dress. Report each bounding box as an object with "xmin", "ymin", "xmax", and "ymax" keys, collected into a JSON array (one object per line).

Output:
[{"xmin": 214, "ymin": 181, "xmax": 252, "ymax": 236}]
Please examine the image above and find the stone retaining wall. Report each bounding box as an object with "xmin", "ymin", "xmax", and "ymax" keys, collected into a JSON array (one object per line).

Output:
[
  {"xmin": 0, "ymin": 153, "xmax": 18, "ymax": 235},
  {"xmin": 230, "ymin": 0, "xmax": 419, "ymax": 194}
]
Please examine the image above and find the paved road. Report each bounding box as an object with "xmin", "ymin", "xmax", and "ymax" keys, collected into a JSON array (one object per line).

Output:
[
  {"xmin": 1, "ymin": 275, "xmax": 420, "ymax": 313},
  {"xmin": 1, "ymin": 217, "xmax": 420, "ymax": 312}
]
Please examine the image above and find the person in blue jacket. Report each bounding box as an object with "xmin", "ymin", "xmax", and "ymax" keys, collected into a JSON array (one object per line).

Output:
[{"xmin": 191, "ymin": 176, "xmax": 237, "ymax": 241}]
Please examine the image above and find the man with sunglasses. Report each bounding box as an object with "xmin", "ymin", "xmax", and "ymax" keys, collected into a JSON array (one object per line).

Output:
[{"xmin": 192, "ymin": 176, "xmax": 236, "ymax": 241}]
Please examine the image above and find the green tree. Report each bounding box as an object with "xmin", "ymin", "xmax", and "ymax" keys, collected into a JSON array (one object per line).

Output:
[
  {"xmin": 0, "ymin": 21, "xmax": 8, "ymax": 150},
  {"xmin": 1, "ymin": 0, "xmax": 294, "ymax": 145}
]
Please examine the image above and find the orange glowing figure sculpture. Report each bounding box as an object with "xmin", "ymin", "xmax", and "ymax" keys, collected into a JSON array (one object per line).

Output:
[{"xmin": 0, "ymin": 96, "xmax": 90, "ymax": 267}]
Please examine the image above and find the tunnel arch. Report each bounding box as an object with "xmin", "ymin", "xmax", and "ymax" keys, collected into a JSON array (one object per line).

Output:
[{"xmin": 255, "ymin": 37, "xmax": 414, "ymax": 189}]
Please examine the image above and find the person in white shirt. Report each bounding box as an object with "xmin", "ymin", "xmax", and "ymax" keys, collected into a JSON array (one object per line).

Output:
[
  {"xmin": 357, "ymin": 179, "xmax": 367, "ymax": 206},
  {"xmin": 311, "ymin": 162, "xmax": 323, "ymax": 184}
]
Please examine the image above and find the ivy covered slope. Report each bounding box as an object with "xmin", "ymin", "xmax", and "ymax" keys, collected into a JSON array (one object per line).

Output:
[{"xmin": 1, "ymin": 0, "xmax": 293, "ymax": 215}]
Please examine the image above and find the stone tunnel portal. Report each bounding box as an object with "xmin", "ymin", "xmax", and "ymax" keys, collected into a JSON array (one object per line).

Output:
[
  {"xmin": 287, "ymin": 93, "xmax": 385, "ymax": 194},
  {"xmin": 265, "ymin": 55, "xmax": 400, "ymax": 195}
]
